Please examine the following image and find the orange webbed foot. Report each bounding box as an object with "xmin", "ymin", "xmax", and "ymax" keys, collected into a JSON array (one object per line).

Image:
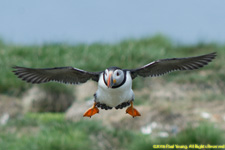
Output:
[
  {"xmin": 126, "ymin": 101, "xmax": 141, "ymax": 118},
  {"xmin": 83, "ymin": 102, "xmax": 99, "ymax": 118}
]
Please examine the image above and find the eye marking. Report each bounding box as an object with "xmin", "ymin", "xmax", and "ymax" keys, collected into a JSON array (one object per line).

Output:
[{"xmin": 117, "ymin": 72, "xmax": 120, "ymax": 76}]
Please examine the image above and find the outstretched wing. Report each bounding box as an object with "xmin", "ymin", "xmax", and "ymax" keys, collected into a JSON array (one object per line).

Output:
[
  {"xmin": 129, "ymin": 52, "xmax": 216, "ymax": 79},
  {"xmin": 13, "ymin": 66, "xmax": 101, "ymax": 84}
]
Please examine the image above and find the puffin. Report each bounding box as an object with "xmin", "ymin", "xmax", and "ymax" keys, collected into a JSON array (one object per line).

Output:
[{"xmin": 12, "ymin": 52, "xmax": 216, "ymax": 118}]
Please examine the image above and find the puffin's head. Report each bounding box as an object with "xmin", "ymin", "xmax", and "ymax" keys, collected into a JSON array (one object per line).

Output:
[{"xmin": 104, "ymin": 67, "xmax": 125, "ymax": 88}]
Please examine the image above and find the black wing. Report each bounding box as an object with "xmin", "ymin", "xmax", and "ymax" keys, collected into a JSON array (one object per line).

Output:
[
  {"xmin": 13, "ymin": 66, "xmax": 101, "ymax": 84},
  {"xmin": 129, "ymin": 52, "xmax": 216, "ymax": 79}
]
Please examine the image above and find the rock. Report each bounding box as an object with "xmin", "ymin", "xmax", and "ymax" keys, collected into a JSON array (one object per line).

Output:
[
  {"xmin": 0, "ymin": 113, "xmax": 9, "ymax": 125},
  {"xmin": 75, "ymin": 81, "xmax": 98, "ymax": 102},
  {"xmin": 22, "ymin": 86, "xmax": 45, "ymax": 113},
  {"xmin": 22, "ymin": 86, "xmax": 74, "ymax": 112}
]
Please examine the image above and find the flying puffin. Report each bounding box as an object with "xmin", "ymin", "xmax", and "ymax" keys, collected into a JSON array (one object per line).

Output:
[{"xmin": 13, "ymin": 52, "xmax": 216, "ymax": 118}]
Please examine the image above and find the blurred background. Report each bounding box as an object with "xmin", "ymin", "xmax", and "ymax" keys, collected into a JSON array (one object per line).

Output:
[{"xmin": 0, "ymin": 1, "xmax": 225, "ymax": 150}]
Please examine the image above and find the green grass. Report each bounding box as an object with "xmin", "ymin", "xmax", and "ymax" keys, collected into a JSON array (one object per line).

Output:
[
  {"xmin": 129, "ymin": 122, "xmax": 225, "ymax": 150},
  {"xmin": 0, "ymin": 36, "xmax": 224, "ymax": 150},
  {"xmin": 0, "ymin": 113, "xmax": 224, "ymax": 150},
  {"xmin": 0, "ymin": 35, "xmax": 224, "ymax": 95},
  {"xmin": 0, "ymin": 113, "xmax": 102, "ymax": 150},
  {"xmin": 0, "ymin": 113, "xmax": 134, "ymax": 150}
]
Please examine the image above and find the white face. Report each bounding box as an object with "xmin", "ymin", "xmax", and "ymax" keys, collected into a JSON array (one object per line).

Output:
[{"xmin": 104, "ymin": 69, "xmax": 125, "ymax": 88}]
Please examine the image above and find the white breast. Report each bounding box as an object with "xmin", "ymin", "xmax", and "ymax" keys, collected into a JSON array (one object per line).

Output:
[{"xmin": 95, "ymin": 71, "xmax": 134, "ymax": 107}]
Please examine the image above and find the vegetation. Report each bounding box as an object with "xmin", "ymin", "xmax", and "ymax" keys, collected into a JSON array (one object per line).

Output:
[
  {"xmin": 130, "ymin": 122, "xmax": 225, "ymax": 150},
  {"xmin": 0, "ymin": 35, "xmax": 224, "ymax": 95},
  {"xmin": 0, "ymin": 113, "xmax": 224, "ymax": 150},
  {"xmin": 0, "ymin": 35, "xmax": 224, "ymax": 149}
]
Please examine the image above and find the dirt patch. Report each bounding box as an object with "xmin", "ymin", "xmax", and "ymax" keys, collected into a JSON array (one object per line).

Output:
[
  {"xmin": 66, "ymin": 79, "xmax": 225, "ymax": 134},
  {"xmin": 0, "ymin": 95, "xmax": 23, "ymax": 125}
]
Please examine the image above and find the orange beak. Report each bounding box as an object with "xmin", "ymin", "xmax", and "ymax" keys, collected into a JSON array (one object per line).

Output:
[{"xmin": 107, "ymin": 72, "xmax": 113, "ymax": 88}]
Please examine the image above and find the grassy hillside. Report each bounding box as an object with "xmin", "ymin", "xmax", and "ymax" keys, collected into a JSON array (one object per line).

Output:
[
  {"xmin": 0, "ymin": 35, "xmax": 224, "ymax": 95},
  {"xmin": 0, "ymin": 113, "xmax": 224, "ymax": 150},
  {"xmin": 0, "ymin": 35, "xmax": 225, "ymax": 150}
]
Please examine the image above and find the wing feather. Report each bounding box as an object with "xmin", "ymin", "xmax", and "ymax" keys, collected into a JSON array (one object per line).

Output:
[
  {"xmin": 129, "ymin": 52, "xmax": 216, "ymax": 79},
  {"xmin": 13, "ymin": 66, "xmax": 101, "ymax": 84}
]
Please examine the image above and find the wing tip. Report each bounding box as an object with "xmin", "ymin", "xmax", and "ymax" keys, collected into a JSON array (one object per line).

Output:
[
  {"xmin": 11, "ymin": 66, "xmax": 40, "ymax": 84},
  {"xmin": 207, "ymin": 52, "xmax": 217, "ymax": 59}
]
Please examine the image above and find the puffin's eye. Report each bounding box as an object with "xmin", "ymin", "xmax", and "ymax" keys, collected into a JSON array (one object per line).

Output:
[
  {"xmin": 116, "ymin": 72, "xmax": 120, "ymax": 76},
  {"xmin": 105, "ymin": 73, "xmax": 107, "ymax": 76}
]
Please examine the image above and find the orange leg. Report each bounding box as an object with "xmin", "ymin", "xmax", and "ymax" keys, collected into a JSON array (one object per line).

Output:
[
  {"xmin": 126, "ymin": 101, "xmax": 141, "ymax": 118},
  {"xmin": 83, "ymin": 102, "xmax": 99, "ymax": 118}
]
